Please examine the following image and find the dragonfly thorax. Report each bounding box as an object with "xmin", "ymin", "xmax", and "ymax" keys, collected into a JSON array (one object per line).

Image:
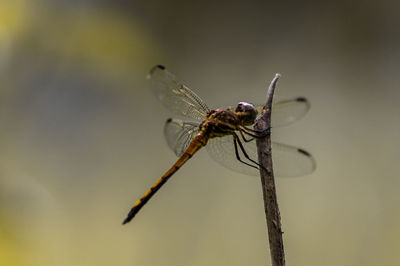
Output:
[{"xmin": 235, "ymin": 102, "xmax": 258, "ymax": 126}]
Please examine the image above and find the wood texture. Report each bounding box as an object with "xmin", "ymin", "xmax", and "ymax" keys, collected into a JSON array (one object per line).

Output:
[{"xmin": 254, "ymin": 74, "xmax": 285, "ymax": 266}]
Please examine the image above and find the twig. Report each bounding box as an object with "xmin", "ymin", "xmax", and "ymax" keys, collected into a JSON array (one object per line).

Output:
[{"xmin": 254, "ymin": 74, "xmax": 285, "ymax": 266}]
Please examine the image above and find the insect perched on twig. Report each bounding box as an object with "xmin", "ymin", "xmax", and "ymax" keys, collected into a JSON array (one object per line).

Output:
[{"xmin": 122, "ymin": 65, "xmax": 315, "ymax": 224}]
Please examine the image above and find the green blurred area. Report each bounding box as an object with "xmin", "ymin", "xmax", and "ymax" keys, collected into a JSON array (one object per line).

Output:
[{"xmin": 1, "ymin": 0, "xmax": 400, "ymax": 266}]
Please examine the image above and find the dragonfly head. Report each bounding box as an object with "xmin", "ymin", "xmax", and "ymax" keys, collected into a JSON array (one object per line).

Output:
[{"xmin": 235, "ymin": 102, "xmax": 258, "ymax": 126}]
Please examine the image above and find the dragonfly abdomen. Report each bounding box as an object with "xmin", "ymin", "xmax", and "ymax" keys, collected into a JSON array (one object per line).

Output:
[{"xmin": 123, "ymin": 134, "xmax": 206, "ymax": 224}]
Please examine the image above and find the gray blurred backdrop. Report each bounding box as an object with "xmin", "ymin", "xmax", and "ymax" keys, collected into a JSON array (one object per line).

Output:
[{"xmin": 0, "ymin": 1, "xmax": 399, "ymax": 265}]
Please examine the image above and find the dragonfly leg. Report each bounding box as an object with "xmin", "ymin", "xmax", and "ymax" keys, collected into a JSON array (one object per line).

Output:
[
  {"xmin": 239, "ymin": 130, "xmax": 254, "ymax": 143},
  {"xmin": 241, "ymin": 130, "xmax": 262, "ymax": 139},
  {"xmin": 241, "ymin": 126, "xmax": 271, "ymax": 138},
  {"xmin": 234, "ymin": 133, "xmax": 271, "ymax": 175},
  {"xmin": 232, "ymin": 134, "xmax": 259, "ymax": 170}
]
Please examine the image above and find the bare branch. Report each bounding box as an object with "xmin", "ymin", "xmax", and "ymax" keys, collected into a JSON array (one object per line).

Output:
[{"xmin": 254, "ymin": 74, "xmax": 285, "ymax": 266}]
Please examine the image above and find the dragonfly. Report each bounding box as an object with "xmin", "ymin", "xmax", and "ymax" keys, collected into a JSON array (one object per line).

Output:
[{"xmin": 122, "ymin": 65, "xmax": 316, "ymax": 224}]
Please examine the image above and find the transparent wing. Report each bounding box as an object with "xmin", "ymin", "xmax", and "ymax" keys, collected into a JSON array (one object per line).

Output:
[
  {"xmin": 206, "ymin": 135, "xmax": 316, "ymax": 177},
  {"xmin": 257, "ymin": 97, "xmax": 311, "ymax": 127},
  {"xmin": 164, "ymin": 118, "xmax": 200, "ymax": 157},
  {"xmin": 148, "ymin": 65, "xmax": 210, "ymax": 121}
]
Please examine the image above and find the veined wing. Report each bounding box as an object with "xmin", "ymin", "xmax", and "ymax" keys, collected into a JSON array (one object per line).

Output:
[
  {"xmin": 164, "ymin": 118, "xmax": 200, "ymax": 157},
  {"xmin": 262, "ymin": 97, "xmax": 310, "ymax": 127},
  {"xmin": 148, "ymin": 65, "xmax": 210, "ymax": 121},
  {"xmin": 206, "ymin": 135, "xmax": 316, "ymax": 177}
]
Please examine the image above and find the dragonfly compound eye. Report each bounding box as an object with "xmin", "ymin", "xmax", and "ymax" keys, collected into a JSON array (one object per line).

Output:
[
  {"xmin": 235, "ymin": 104, "xmax": 243, "ymax": 112},
  {"xmin": 236, "ymin": 102, "xmax": 258, "ymax": 125}
]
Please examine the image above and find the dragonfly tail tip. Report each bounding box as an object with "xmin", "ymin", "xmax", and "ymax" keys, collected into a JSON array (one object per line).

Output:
[
  {"xmin": 122, "ymin": 207, "xmax": 139, "ymax": 225},
  {"xmin": 122, "ymin": 217, "xmax": 131, "ymax": 225}
]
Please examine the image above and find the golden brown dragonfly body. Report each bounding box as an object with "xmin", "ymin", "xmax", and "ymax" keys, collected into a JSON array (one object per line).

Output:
[
  {"xmin": 122, "ymin": 65, "xmax": 315, "ymax": 224},
  {"xmin": 123, "ymin": 103, "xmax": 265, "ymax": 224}
]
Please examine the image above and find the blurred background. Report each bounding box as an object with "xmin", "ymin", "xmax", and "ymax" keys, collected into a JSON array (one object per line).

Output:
[{"xmin": 1, "ymin": 0, "xmax": 399, "ymax": 265}]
